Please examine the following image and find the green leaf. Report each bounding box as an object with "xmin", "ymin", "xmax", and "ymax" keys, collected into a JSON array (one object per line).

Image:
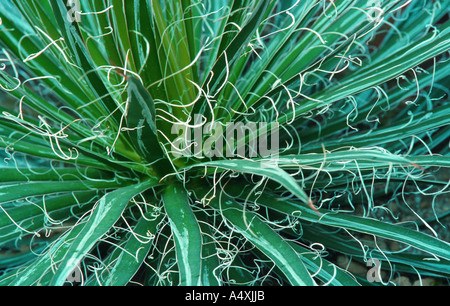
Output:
[
  {"xmin": 288, "ymin": 242, "xmax": 360, "ymax": 286},
  {"xmin": 276, "ymin": 150, "xmax": 450, "ymax": 171},
  {"xmin": 235, "ymin": 189, "xmax": 450, "ymax": 261},
  {"xmin": 85, "ymin": 210, "xmax": 164, "ymax": 286},
  {"xmin": 281, "ymin": 21, "xmax": 450, "ymax": 122},
  {"xmin": 204, "ymin": 0, "xmax": 272, "ymax": 95},
  {"xmin": 186, "ymin": 159, "xmax": 312, "ymax": 207},
  {"xmin": 208, "ymin": 192, "xmax": 316, "ymax": 286},
  {"xmin": 126, "ymin": 76, "xmax": 158, "ymax": 158},
  {"xmin": 1, "ymin": 225, "xmax": 84, "ymax": 286},
  {"xmin": 150, "ymin": 0, "xmax": 197, "ymax": 110},
  {"xmin": 163, "ymin": 183, "xmax": 202, "ymax": 286},
  {"xmin": 301, "ymin": 225, "xmax": 450, "ymax": 278},
  {"xmin": 0, "ymin": 180, "xmax": 120, "ymax": 205},
  {"xmin": 0, "ymin": 167, "xmax": 109, "ymax": 183},
  {"xmin": 125, "ymin": 75, "xmax": 174, "ymax": 175},
  {"xmin": 303, "ymin": 106, "xmax": 450, "ymax": 152},
  {"xmin": 49, "ymin": 0, "xmax": 120, "ymax": 122},
  {"xmin": 50, "ymin": 179, "xmax": 158, "ymax": 285},
  {"xmin": 0, "ymin": 191, "xmax": 99, "ymax": 245},
  {"xmin": 110, "ymin": 0, "xmax": 138, "ymax": 72}
]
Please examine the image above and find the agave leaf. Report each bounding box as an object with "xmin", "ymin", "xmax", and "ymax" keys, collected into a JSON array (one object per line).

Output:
[
  {"xmin": 283, "ymin": 21, "xmax": 450, "ymax": 121},
  {"xmin": 0, "ymin": 72, "xmax": 99, "ymax": 142},
  {"xmin": 145, "ymin": 225, "xmax": 179, "ymax": 286},
  {"xmin": 180, "ymin": 0, "xmax": 203, "ymax": 75},
  {"xmin": 233, "ymin": 189, "xmax": 450, "ymax": 261},
  {"xmin": 163, "ymin": 183, "xmax": 203, "ymax": 286},
  {"xmin": 208, "ymin": 192, "xmax": 316, "ymax": 286},
  {"xmin": 49, "ymin": 179, "xmax": 158, "ymax": 285},
  {"xmin": 150, "ymin": 0, "xmax": 197, "ymax": 111},
  {"xmin": 204, "ymin": 0, "xmax": 273, "ymax": 95},
  {"xmin": 0, "ymin": 2, "xmax": 103, "ymax": 121},
  {"xmin": 198, "ymin": 226, "xmax": 221, "ymax": 286},
  {"xmin": 187, "ymin": 159, "xmax": 312, "ymax": 207},
  {"xmin": 121, "ymin": 0, "xmax": 147, "ymax": 73},
  {"xmin": 0, "ymin": 191, "xmax": 100, "ymax": 246},
  {"xmin": 192, "ymin": 0, "xmax": 273, "ymax": 118},
  {"xmin": 221, "ymin": 0, "xmax": 320, "ymax": 110},
  {"xmin": 85, "ymin": 211, "xmax": 163, "ymax": 286},
  {"xmin": 49, "ymin": 0, "xmax": 120, "ymax": 122},
  {"xmin": 0, "ymin": 133, "xmax": 150, "ymax": 175},
  {"xmin": 301, "ymin": 225, "xmax": 450, "ymax": 278},
  {"xmin": 0, "ymin": 0, "xmax": 448, "ymax": 287},
  {"xmin": 276, "ymin": 150, "xmax": 450, "ymax": 171},
  {"xmin": 300, "ymin": 58, "xmax": 450, "ymax": 144},
  {"xmin": 125, "ymin": 75, "xmax": 160, "ymax": 162},
  {"xmin": 0, "ymin": 191, "xmax": 98, "ymax": 226},
  {"xmin": 288, "ymin": 242, "xmax": 360, "ymax": 286},
  {"xmin": 109, "ymin": 0, "xmax": 137, "ymax": 72},
  {"xmin": 0, "ymin": 180, "xmax": 120, "ymax": 205},
  {"xmin": 130, "ymin": 2, "xmax": 166, "ymax": 97},
  {"xmin": 0, "ymin": 224, "xmax": 84, "ymax": 285},
  {"xmin": 125, "ymin": 75, "xmax": 174, "ymax": 176},
  {"xmin": 0, "ymin": 167, "xmax": 109, "ymax": 183},
  {"xmin": 303, "ymin": 105, "xmax": 450, "ymax": 152}
]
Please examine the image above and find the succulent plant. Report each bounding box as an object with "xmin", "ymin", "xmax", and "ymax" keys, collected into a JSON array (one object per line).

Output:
[{"xmin": 0, "ymin": 0, "xmax": 449, "ymax": 286}]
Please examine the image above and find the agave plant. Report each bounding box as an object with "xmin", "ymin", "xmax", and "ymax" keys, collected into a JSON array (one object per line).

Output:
[{"xmin": 0, "ymin": 0, "xmax": 449, "ymax": 286}]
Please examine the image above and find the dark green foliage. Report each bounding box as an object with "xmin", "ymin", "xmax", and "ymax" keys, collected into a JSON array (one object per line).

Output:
[{"xmin": 0, "ymin": 0, "xmax": 449, "ymax": 286}]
